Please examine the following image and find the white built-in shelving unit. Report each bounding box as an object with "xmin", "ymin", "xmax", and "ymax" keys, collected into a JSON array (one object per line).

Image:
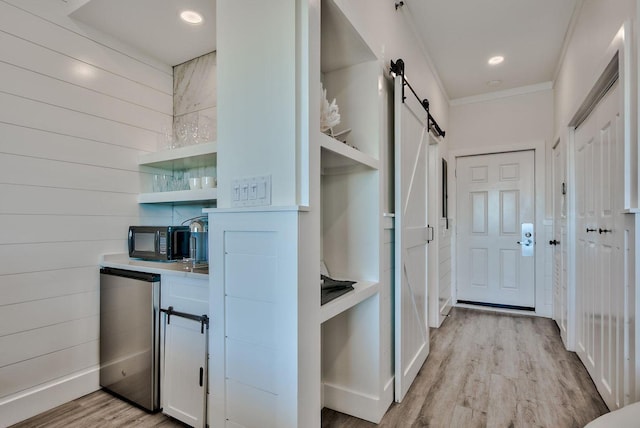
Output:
[
  {"xmin": 137, "ymin": 141, "xmax": 217, "ymax": 204},
  {"xmin": 320, "ymin": 132, "xmax": 379, "ymax": 171},
  {"xmin": 320, "ymin": 280, "xmax": 379, "ymax": 323},
  {"xmin": 319, "ymin": 0, "xmax": 393, "ymax": 422}
]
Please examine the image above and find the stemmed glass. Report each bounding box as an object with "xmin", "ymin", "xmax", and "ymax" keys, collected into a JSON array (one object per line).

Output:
[
  {"xmin": 176, "ymin": 122, "xmax": 189, "ymax": 148},
  {"xmin": 189, "ymin": 120, "xmax": 199, "ymax": 145}
]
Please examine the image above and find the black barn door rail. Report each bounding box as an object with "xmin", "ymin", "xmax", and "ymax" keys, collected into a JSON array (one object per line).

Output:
[
  {"xmin": 390, "ymin": 59, "xmax": 446, "ymax": 138},
  {"xmin": 161, "ymin": 305, "xmax": 210, "ymax": 333}
]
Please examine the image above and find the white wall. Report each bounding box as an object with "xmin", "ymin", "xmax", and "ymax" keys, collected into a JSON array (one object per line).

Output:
[
  {"xmin": 554, "ymin": 0, "xmax": 636, "ymax": 134},
  {"xmin": 335, "ymin": 0, "xmax": 449, "ymax": 134},
  {"xmin": 216, "ymin": 0, "xmax": 298, "ymax": 208},
  {"xmin": 449, "ymin": 89, "xmax": 553, "ymax": 154},
  {"xmin": 449, "ymin": 88, "xmax": 554, "ymax": 211},
  {"xmin": 0, "ymin": 1, "xmax": 173, "ymax": 425}
]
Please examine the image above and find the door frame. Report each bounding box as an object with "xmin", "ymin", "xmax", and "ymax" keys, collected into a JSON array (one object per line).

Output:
[
  {"xmin": 551, "ymin": 136, "xmax": 572, "ymax": 348},
  {"xmin": 450, "ymin": 140, "xmax": 549, "ymax": 317}
]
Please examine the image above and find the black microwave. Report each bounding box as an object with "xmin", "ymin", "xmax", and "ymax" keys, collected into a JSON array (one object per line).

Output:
[{"xmin": 128, "ymin": 226, "xmax": 190, "ymax": 261}]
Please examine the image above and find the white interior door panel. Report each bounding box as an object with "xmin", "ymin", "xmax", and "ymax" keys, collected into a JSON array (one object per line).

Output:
[
  {"xmin": 394, "ymin": 75, "xmax": 430, "ymax": 402},
  {"xmin": 456, "ymin": 151, "xmax": 535, "ymax": 308}
]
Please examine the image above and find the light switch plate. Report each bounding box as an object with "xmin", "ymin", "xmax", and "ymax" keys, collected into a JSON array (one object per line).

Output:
[{"xmin": 231, "ymin": 175, "xmax": 271, "ymax": 207}]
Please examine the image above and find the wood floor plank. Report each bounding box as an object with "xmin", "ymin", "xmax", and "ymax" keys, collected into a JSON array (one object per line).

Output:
[
  {"xmin": 11, "ymin": 308, "xmax": 609, "ymax": 428},
  {"xmin": 10, "ymin": 390, "xmax": 186, "ymax": 428},
  {"xmin": 449, "ymin": 405, "xmax": 486, "ymax": 428},
  {"xmin": 325, "ymin": 308, "xmax": 609, "ymax": 427},
  {"xmin": 485, "ymin": 374, "xmax": 518, "ymax": 427}
]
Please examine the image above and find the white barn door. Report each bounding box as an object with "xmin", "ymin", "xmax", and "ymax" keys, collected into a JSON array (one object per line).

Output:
[{"xmin": 394, "ymin": 75, "xmax": 430, "ymax": 402}]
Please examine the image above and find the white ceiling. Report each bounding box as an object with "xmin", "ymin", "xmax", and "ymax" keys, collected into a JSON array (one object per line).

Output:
[
  {"xmin": 403, "ymin": 0, "xmax": 580, "ymax": 101},
  {"xmin": 69, "ymin": 0, "xmax": 216, "ymax": 67},
  {"xmin": 69, "ymin": 0, "xmax": 578, "ymax": 100}
]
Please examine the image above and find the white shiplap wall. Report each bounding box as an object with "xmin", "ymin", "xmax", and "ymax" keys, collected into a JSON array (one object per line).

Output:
[{"xmin": 0, "ymin": 1, "xmax": 173, "ymax": 425}]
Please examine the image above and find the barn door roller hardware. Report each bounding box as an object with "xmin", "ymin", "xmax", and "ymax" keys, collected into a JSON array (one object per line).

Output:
[
  {"xmin": 161, "ymin": 305, "xmax": 210, "ymax": 333},
  {"xmin": 390, "ymin": 58, "xmax": 446, "ymax": 138}
]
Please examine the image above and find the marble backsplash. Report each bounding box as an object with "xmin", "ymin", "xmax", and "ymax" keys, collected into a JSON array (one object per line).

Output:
[{"xmin": 173, "ymin": 51, "xmax": 217, "ymax": 143}]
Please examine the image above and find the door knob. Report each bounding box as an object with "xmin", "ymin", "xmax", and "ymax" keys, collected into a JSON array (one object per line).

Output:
[
  {"xmin": 520, "ymin": 223, "xmax": 534, "ymax": 257},
  {"xmin": 599, "ymin": 228, "xmax": 612, "ymax": 234},
  {"xmin": 549, "ymin": 240, "xmax": 560, "ymax": 245},
  {"xmin": 586, "ymin": 228, "xmax": 597, "ymax": 233}
]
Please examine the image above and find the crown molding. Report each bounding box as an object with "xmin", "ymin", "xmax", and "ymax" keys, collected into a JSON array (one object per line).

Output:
[{"xmin": 449, "ymin": 81, "xmax": 553, "ymax": 107}]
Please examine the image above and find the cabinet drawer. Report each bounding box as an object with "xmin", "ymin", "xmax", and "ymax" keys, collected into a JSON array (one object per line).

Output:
[{"xmin": 161, "ymin": 275, "xmax": 209, "ymax": 315}]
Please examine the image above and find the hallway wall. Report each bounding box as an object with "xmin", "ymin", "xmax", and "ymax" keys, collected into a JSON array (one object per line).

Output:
[
  {"xmin": 554, "ymin": 0, "xmax": 636, "ymax": 135},
  {"xmin": 551, "ymin": 0, "xmax": 638, "ymax": 405},
  {"xmin": 449, "ymin": 89, "xmax": 553, "ymax": 156},
  {"xmin": 448, "ymin": 87, "xmax": 554, "ymax": 215}
]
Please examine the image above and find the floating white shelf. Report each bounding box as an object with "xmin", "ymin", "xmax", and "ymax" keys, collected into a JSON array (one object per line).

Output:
[
  {"xmin": 138, "ymin": 141, "xmax": 217, "ymax": 170},
  {"xmin": 137, "ymin": 188, "xmax": 218, "ymax": 204},
  {"xmin": 320, "ymin": 132, "xmax": 379, "ymax": 172},
  {"xmin": 320, "ymin": 280, "xmax": 379, "ymax": 323}
]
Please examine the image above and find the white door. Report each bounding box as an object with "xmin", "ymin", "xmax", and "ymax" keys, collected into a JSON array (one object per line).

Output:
[
  {"xmin": 163, "ymin": 315, "xmax": 208, "ymax": 428},
  {"xmin": 552, "ymin": 139, "xmax": 568, "ymax": 345},
  {"xmin": 574, "ymin": 81, "xmax": 623, "ymax": 410},
  {"xmin": 456, "ymin": 151, "xmax": 535, "ymax": 309},
  {"xmin": 394, "ymin": 75, "xmax": 430, "ymax": 402}
]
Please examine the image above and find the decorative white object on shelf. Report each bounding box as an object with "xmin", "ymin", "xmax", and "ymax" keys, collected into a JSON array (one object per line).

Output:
[{"xmin": 320, "ymin": 83, "xmax": 340, "ymax": 133}]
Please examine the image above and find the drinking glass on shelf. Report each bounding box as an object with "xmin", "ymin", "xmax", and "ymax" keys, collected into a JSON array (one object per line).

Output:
[
  {"xmin": 153, "ymin": 174, "xmax": 169, "ymax": 192},
  {"xmin": 176, "ymin": 122, "xmax": 189, "ymax": 148},
  {"xmin": 152, "ymin": 174, "xmax": 161, "ymax": 192},
  {"xmin": 189, "ymin": 120, "xmax": 199, "ymax": 145},
  {"xmin": 198, "ymin": 117, "xmax": 212, "ymax": 144}
]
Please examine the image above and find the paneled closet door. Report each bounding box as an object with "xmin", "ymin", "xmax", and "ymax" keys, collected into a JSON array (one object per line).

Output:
[{"xmin": 574, "ymin": 81, "xmax": 624, "ymax": 410}]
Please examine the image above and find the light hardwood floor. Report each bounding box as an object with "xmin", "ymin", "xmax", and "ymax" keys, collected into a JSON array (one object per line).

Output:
[
  {"xmin": 323, "ymin": 307, "xmax": 609, "ymax": 427},
  {"xmin": 9, "ymin": 390, "xmax": 186, "ymax": 428},
  {"xmin": 11, "ymin": 308, "xmax": 608, "ymax": 427}
]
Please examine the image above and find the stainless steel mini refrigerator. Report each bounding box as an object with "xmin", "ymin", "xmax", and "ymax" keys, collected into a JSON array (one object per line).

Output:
[{"xmin": 99, "ymin": 267, "xmax": 161, "ymax": 412}]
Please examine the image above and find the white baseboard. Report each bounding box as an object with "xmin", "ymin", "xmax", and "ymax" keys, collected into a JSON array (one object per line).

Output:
[
  {"xmin": 322, "ymin": 377, "xmax": 393, "ymax": 424},
  {"xmin": 0, "ymin": 366, "xmax": 99, "ymax": 427}
]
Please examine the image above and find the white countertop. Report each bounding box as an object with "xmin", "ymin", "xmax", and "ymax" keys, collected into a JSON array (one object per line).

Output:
[{"xmin": 101, "ymin": 254, "xmax": 209, "ymax": 279}]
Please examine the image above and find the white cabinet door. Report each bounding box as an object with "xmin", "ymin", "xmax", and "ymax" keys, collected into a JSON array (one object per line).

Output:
[
  {"xmin": 394, "ymin": 74, "xmax": 430, "ymax": 402},
  {"xmin": 163, "ymin": 315, "xmax": 208, "ymax": 427},
  {"xmin": 161, "ymin": 276, "xmax": 209, "ymax": 428}
]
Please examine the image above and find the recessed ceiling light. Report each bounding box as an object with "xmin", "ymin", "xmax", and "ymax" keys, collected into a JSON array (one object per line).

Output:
[
  {"xmin": 488, "ymin": 56, "xmax": 504, "ymax": 66},
  {"xmin": 487, "ymin": 80, "xmax": 502, "ymax": 87},
  {"xmin": 180, "ymin": 10, "xmax": 203, "ymax": 24}
]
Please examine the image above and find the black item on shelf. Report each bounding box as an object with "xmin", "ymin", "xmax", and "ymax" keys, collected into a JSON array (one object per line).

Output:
[{"xmin": 321, "ymin": 274, "xmax": 355, "ymax": 305}]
